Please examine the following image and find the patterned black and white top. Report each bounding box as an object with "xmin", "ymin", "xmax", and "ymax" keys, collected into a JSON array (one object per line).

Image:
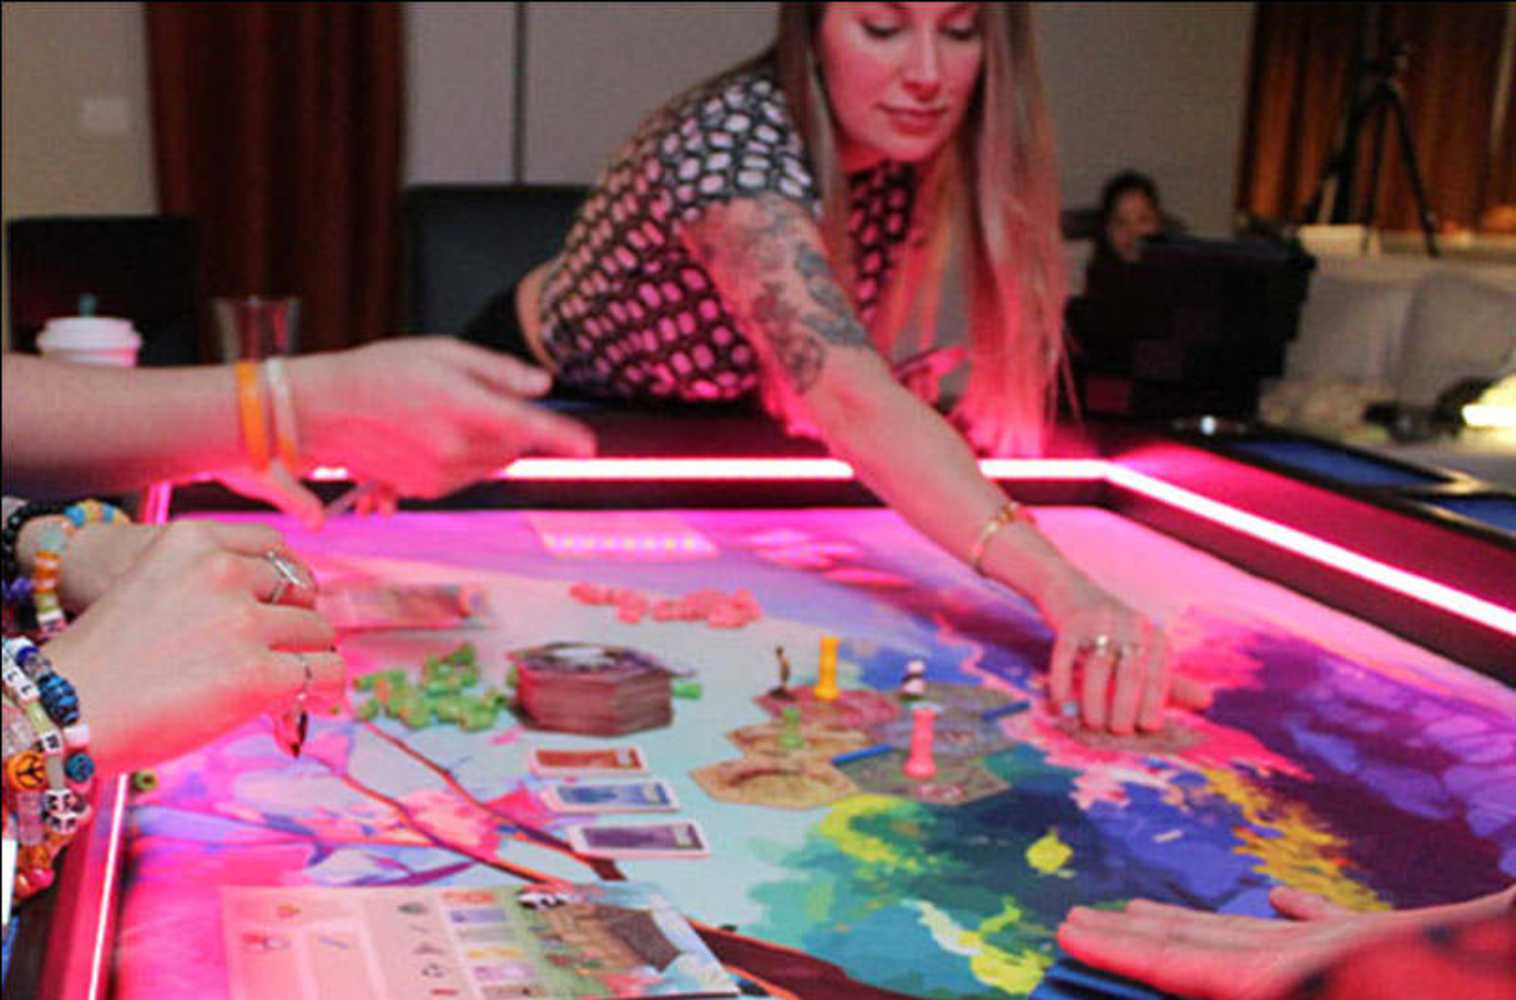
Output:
[{"xmin": 537, "ymin": 63, "xmax": 917, "ymax": 402}]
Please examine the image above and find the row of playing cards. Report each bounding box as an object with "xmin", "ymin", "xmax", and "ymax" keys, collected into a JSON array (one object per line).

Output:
[{"xmin": 528, "ymin": 745, "xmax": 710, "ymax": 860}]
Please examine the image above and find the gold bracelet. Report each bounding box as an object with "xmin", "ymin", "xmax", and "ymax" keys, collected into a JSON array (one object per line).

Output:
[{"xmin": 968, "ymin": 500, "xmax": 1033, "ymax": 576}]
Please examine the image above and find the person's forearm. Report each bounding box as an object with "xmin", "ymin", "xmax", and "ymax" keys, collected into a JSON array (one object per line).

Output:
[
  {"xmin": 2, "ymin": 354, "xmax": 244, "ymax": 497},
  {"xmin": 811, "ymin": 363, "xmax": 1093, "ymax": 619}
]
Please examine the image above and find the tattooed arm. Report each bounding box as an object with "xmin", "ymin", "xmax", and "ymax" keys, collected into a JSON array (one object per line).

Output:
[{"xmin": 683, "ymin": 195, "xmax": 1206, "ymax": 732}]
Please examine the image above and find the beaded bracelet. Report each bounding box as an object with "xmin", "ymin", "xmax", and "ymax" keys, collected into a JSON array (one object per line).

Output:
[
  {"xmin": 2, "ymin": 636, "xmax": 94, "ymax": 904},
  {"xmin": 1, "ymin": 500, "xmax": 69, "ymax": 586},
  {"xmin": 28, "ymin": 501, "xmax": 130, "ymax": 638}
]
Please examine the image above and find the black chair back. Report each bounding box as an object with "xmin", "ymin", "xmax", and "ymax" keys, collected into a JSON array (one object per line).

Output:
[
  {"xmin": 5, "ymin": 215, "xmax": 201, "ymax": 366},
  {"xmin": 401, "ymin": 184, "xmax": 588, "ymax": 336}
]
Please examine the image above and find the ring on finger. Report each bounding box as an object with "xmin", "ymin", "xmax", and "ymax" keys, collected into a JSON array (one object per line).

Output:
[
  {"xmin": 272, "ymin": 652, "xmax": 313, "ymax": 758},
  {"xmin": 1078, "ymin": 634, "xmax": 1115, "ymax": 658},
  {"xmin": 264, "ymin": 550, "xmax": 315, "ymax": 606}
]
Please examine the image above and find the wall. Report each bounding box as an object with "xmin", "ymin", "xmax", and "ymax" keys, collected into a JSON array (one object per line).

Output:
[
  {"xmin": 1, "ymin": 1, "xmax": 158, "ymax": 346},
  {"xmin": 405, "ymin": 2, "xmax": 519, "ymax": 184},
  {"xmin": 1038, "ymin": 2, "xmax": 1253, "ymax": 235}
]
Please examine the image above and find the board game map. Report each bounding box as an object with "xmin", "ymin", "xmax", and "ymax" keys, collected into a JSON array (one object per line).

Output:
[{"xmin": 105, "ymin": 508, "xmax": 1516, "ymax": 999}]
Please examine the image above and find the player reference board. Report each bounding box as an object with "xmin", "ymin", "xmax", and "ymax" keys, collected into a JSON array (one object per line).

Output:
[{"xmin": 221, "ymin": 882, "xmax": 739, "ymax": 999}]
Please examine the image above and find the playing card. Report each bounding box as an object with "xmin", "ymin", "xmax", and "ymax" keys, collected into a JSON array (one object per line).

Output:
[
  {"xmin": 528, "ymin": 745, "xmax": 648, "ymax": 777},
  {"xmin": 565, "ymin": 820, "xmax": 710, "ymax": 859},
  {"xmin": 542, "ymin": 779, "xmax": 679, "ymax": 813}
]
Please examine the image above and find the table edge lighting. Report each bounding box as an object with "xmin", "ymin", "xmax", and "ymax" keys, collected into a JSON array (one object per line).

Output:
[
  {"xmin": 307, "ymin": 458, "xmax": 1108, "ymax": 483},
  {"xmin": 1105, "ymin": 465, "xmax": 1516, "ymax": 637}
]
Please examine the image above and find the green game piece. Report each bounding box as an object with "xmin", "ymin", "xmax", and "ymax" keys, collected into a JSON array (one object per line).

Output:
[
  {"xmin": 130, "ymin": 769, "xmax": 158, "ymax": 793},
  {"xmin": 778, "ymin": 706, "xmax": 805, "ymax": 751},
  {"xmin": 355, "ymin": 699, "xmax": 380, "ymax": 722},
  {"xmin": 459, "ymin": 665, "xmax": 479, "ymax": 688},
  {"xmin": 448, "ymin": 642, "xmax": 477, "ymax": 666},
  {"xmin": 435, "ymin": 697, "xmax": 466, "ymax": 722},
  {"xmin": 672, "ymin": 680, "xmax": 704, "ymax": 700},
  {"xmin": 354, "ymin": 674, "xmax": 377, "ymax": 691},
  {"xmin": 401, "ymin": 704, "xmax": 434, "ymax": 729},
  {"xmin": 461, "ymin": 706, "xmax": 496, "ymax": 732}
]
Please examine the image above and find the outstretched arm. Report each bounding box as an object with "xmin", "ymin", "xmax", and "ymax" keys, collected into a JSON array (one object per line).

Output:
[
  {"xmin": 683, "ymin": 195, "xmax": 1204, "ymax": 731},
  {"xmin": 3, "ymin": 339, "xmax": 593, "ymax": 507}
]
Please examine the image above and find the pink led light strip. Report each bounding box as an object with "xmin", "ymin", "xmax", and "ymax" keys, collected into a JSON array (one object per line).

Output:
[
  {"xmin": 87, "ymin": 775, "xmax": 129, "ymax": 1000},
  {"xmin": 1105, "ymin": 465, "xmax": 1516, "ymax": 637},
  {"xmin": 309, "ymin": 457, "xmax": 1106, "ymax": 482}
]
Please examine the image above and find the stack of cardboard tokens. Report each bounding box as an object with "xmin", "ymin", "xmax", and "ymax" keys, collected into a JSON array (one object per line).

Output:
[{"xmin": 512, "ymin": 642, "xmax": 674, "ymax": 736}]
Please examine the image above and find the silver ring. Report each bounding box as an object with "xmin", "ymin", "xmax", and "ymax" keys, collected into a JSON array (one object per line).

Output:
[
  {"xmin": 265, "ymin": 550, "xmax": 314, "ymax": 606},
  {"xmin": 1080, "ymin": 634, "xmax": 1115, "ymax": 658},
  {"xmin": 272, "ymin": 652, "xmax": 314, "ymax": 758},
  {"xmin": 293, "ymin": 651, "xmax": 313, "ymax": 707}
]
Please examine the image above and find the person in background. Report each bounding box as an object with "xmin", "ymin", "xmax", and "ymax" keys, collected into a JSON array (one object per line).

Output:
[
  {"xmin": 461, "ymin": 2, "xmax": 1209, "ymax": 733},
  {"xmin": 1094, "ymin": 169, "xmax": 1165, "ymax": 266}
]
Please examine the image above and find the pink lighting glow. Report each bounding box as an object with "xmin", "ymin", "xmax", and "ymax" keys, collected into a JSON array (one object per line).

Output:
[
  {"xmin": 295, "ymin": 455, "xmax": 1516, "ymax": 638},
  {"xmin": 308, "ymin": 457, "xmax": 1107, "ymax": 483},
  {"xmin": 1105, "ymin": 466, "xmax": 1516, "ymax": 637},
  {"xmin": 88, "ymin": 776, "xmax": 128, "ymax": 1000}
]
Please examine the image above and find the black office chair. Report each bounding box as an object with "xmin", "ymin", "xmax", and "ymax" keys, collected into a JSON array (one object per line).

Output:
[
  {"xmin": 400, "ymin": 184, "xmax": 588, "ymax": 337},
  {"xmin": 5, "ymin": 215, "xmax": 202, "ymax": 366}
]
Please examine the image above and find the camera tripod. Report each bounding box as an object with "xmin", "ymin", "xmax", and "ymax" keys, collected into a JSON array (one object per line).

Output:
[{"xmin": 1302, "ymin": 43, "xmax": 1439, "ymax": 256}]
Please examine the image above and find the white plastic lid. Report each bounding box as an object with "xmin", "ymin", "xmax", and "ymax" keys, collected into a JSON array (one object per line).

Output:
[{"xmin": 37, "ymin": 316, "xmax": 142, "ymax": 351}]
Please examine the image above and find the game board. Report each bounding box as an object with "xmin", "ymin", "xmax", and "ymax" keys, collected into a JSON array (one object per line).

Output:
[{"xmin": 97, "ymin": 507, "xmax": 1515, "ymax": 999}]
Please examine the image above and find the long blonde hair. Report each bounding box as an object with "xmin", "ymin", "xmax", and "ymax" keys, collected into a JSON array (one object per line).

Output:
[{"xmin": 773, "ymin": 2, "xmax": 1068, "ymax": 455}]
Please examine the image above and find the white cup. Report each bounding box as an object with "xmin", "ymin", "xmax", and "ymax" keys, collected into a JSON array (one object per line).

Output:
[{"xmin": 37, "ymin": 316, "xmax": 142, "ymax": 367}]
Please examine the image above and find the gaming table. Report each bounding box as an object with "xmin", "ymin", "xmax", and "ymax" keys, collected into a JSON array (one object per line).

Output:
[{"xmin": 14, "ymin": 417, "xmax": 1515, "ymax": 1000}]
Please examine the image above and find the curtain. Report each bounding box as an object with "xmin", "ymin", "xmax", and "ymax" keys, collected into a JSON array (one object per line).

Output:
[
  {"xmin": 146, "ymin": 2, "xmax": 404, "ymax": 355},
  {"xmin": 1237, "ymin": 3, "xmax": 1510, "ymax": 232}
]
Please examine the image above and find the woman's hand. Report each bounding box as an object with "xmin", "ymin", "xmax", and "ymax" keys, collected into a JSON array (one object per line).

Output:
[
  {"xmin": 1044, "ymin": 576, "xmax": 1210, "ymax": 733},
  {"xmin": 43, "ymin": 519, "xmax": 343, "ymax": 775},
  {"xmin": 1056, "ymin": 889, "xmax": 1398, "ymax": 1000}
]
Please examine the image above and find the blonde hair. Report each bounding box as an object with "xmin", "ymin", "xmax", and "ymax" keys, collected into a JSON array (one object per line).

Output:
[{"xmin": 772, "ymin": 2, "xmax": 1068, "ymax": 455}]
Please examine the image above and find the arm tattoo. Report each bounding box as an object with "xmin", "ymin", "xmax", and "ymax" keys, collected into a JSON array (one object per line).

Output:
[
  {"xmin": 751, "ymin": 282, "xmax": 824, "ymax": 393},
  {"xmin": 795, "ymin": 246, "xmax": 870, "ymax": 348},
  {"xmin": 688, "ymin": 195, "xmax": 869, "ymax": 395}
]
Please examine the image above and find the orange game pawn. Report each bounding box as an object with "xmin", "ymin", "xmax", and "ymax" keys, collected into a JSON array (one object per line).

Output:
[{"xmin": 813, "ymin": 635, "xmax": 841, "ymax": 701}]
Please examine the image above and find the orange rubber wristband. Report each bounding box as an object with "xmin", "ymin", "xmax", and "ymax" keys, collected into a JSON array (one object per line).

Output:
[{"xmin": 234, "ymin": 360, "xmax": 271, "ymax": 471}]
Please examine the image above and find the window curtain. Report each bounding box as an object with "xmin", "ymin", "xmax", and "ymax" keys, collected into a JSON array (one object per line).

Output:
[
  {"xmin": 145, "ymin": 2, "xmax": 404, "ymax": 355},
  {"xmin": 1237, "ymin": 3, "xmax": 1511, "ymax": 233}
]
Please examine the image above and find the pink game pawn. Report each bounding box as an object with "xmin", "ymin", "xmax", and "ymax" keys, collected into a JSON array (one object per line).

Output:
[{"xmin": 902, "ymin": 704, "xmax": 940, "ymax": 780}]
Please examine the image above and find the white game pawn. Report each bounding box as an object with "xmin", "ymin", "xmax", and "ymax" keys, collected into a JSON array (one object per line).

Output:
[{"xmin": 900, "ymin": 659, "xmax": 928, "ymax": 700}]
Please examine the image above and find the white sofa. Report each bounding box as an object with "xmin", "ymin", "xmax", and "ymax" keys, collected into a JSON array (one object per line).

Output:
[{"xmin": 1257, "ymin": 254, "xmax": 1516, "ymax": 484}]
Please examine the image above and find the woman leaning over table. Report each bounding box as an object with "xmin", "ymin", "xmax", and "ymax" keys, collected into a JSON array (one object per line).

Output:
[{"xmin": 462, "ymin": 2, "xmax": 1209, "ymax": 732}]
